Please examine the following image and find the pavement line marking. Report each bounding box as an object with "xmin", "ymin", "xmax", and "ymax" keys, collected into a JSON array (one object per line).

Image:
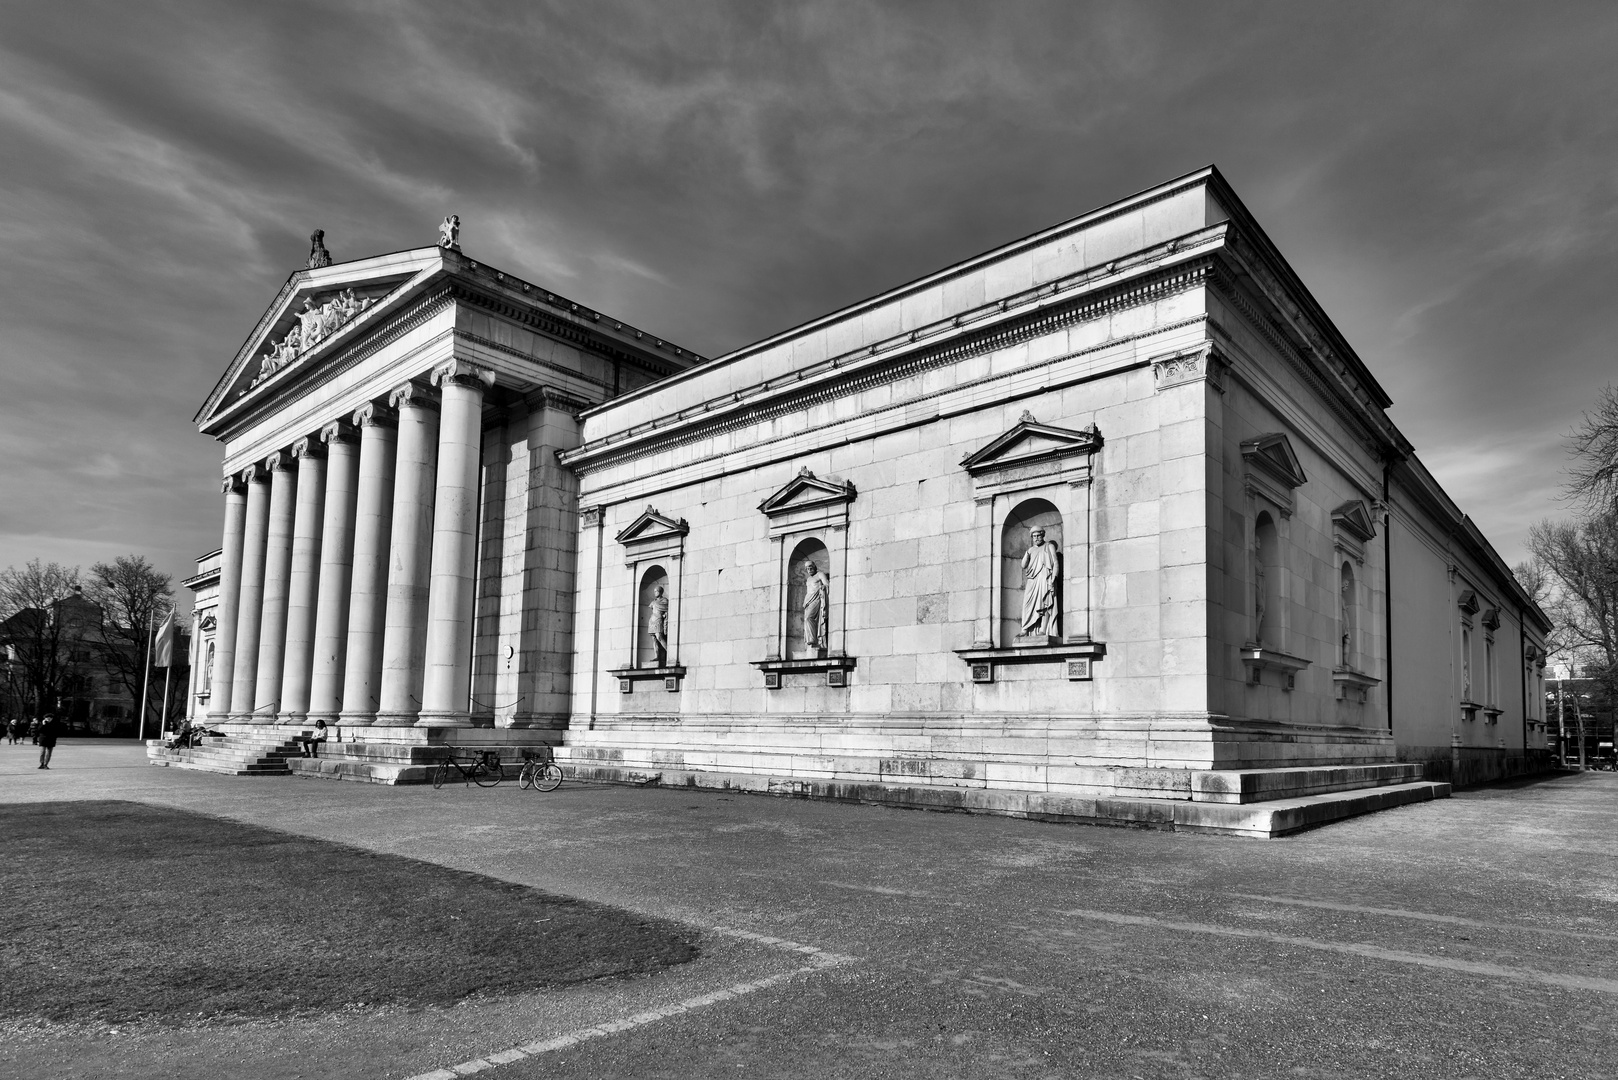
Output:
[
  {"xmin": 821, "ymin": 880, "xmax": 938, "ymax": 899},
  {"xmin": 1055, "ymin": 908, "xmax": 1618, "ymax": 996},
  {"xmin": 400, "ymin": 926, "xmax": 857, "ymax": 1080},
  {"xmin": 1233, "ymin": 893, "xmax": 1618, "ymax": 943}
]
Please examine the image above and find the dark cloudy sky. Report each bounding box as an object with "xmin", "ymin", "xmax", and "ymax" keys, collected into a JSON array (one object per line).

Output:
[{"xmin": 1, "ymin": 1, "xmax": 1614, "ymax": 599}]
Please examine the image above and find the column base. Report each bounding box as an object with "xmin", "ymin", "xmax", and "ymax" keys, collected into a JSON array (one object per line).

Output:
[
  {"xmin": 277, "ymin": 711, "xmax": 308, "ymax": 726},
  {"xmin": 415, "ymin": 710, "xmax": 476, "ymax": 728},
  {"xmin": 372, "ymin": 711, "xmax": 421, "ymax": 727},
  {"xmin": 338, "ymin": 711, "xmax": 377, "ymax": 727},
  {"xmin": 306, "ymin": 710, "xmax": 341, "ymax": 725}
]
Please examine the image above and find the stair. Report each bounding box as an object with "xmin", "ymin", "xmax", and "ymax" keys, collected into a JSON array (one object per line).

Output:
[{"xmin": 146, "ymin": 733, "xmax": 301, "ymax": 776}]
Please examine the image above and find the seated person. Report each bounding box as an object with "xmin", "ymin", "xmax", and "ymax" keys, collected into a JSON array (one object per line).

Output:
[
  {"xmin": 293, "ymin": 719, "xmax": 330, "ymax": 757},
  {"xmin": 166, "ymin": 719, "xmax": 194, "ymax": 749}
]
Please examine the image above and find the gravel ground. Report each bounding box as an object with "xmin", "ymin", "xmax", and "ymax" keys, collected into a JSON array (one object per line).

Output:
[{"xmin": 2, "ymin": 740, "xmax": 1613, "ymax": 1080}]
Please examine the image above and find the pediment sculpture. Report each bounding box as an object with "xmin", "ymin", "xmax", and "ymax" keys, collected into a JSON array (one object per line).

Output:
[{"xmin": 249, "ymin": 288, "xmax": 379, "ymax": 388}]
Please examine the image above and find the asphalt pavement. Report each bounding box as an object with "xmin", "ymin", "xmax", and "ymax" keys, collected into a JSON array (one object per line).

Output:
[{"xmin": 2, "ymin": 739, "xmax": 1614, "ymax": 1079}]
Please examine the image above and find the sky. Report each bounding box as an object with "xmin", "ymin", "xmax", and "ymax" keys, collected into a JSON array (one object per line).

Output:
[{"xmin": 1, "ymin": 1, "xmax": 1615, "ymax": 604}]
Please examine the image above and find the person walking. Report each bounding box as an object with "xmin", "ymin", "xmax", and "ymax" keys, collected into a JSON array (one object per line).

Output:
[
  {"xmin": 5, "ymin": 717, "xmax": 17, "ymax": 744},
  {"xmin": 37, "ymin": 714, "xmax": 59, "ymax": 769},
  {"xmin": 29, "ymin": 717, "xmax": 40, "ymax": 745}
]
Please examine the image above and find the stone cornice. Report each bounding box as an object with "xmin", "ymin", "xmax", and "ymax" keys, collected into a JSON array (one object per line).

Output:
[{"xmin": 564, "ymin": 255, "xmax": 1215, "ymax": 476}]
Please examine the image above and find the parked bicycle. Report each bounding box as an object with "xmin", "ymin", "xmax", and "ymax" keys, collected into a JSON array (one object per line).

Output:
[
  {"xmin": 431, "ymin": 749, "xmax": 505, "ymax": 789},
  {"xmin": 518, "ymin": 748, "xmax": 564, "ymax": 792}
]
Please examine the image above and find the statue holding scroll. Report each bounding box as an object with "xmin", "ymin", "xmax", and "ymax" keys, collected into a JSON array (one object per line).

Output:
[
  {"xmin": 803, "ymin": 565, "xmax": 829, "ymax": 654},
  {"xmin": 647, "ymin": 585, "xmax": 669, "ymax": 666}
]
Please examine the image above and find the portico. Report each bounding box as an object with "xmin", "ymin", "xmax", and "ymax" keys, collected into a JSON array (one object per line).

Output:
[{"xmin": 192, "ymin": 230, "xmax": 698, "ymax": 734}]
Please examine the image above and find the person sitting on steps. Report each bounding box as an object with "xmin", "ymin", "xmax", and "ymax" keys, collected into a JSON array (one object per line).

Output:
[{"xmin": 294, "ymin": 719, "xmax": 331, "ymax": 757}]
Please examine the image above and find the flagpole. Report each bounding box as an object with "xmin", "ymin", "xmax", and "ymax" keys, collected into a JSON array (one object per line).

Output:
[
  {"xmin": 160, "ymin": 661, "xmax": 173, "ymax": 732},
  {"xmin": 137, "ymin": 607, "xmax": 155, "ymax": 743}
]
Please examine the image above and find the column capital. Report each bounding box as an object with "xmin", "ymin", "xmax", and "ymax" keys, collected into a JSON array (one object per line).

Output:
[
  {"xmin": 431, "ymin": 358, "xmax": 496, "ymax": 391},
  {"xmin": 222, "ymin": 474, "xmax": 246, "ymax": 495},
  {"xmin": 352, "ymin": 400, "xmax": 398, "ymax": 429},
  {"xmin": 290, "ymin": 436, "xmax": 325, "ymax": 461},
  {"xmin": 264, "ymin": 450, "xmax": 295, "ymax": 473},
  {"xmin": 389, "ymin": 380, "xmax": 440, "ymax": 412},
  {"xmin": 580, "ymin": 505, "xmax": 606, "ymax": 528},
  {"xmin": 240, "ymin": 463, "xmax": 268, "ymax": 485},
  {"xmin": 321, "ymin": 417, "xmax": 358, "ymax": 445}
]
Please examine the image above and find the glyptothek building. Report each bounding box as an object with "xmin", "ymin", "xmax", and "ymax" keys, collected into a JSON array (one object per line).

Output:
[{"xmin": 164, "ymin": 168, "xmax": 1552, "ymax": 836}]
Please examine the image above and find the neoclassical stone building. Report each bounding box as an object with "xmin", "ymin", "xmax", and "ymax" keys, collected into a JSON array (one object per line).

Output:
[{"xmin": 172, "ymin": 171, "xmax": 1550, "ymax": 833}]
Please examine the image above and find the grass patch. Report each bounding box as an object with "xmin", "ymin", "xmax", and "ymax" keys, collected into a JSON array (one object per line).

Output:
[{"xmin": 0, "ymin": 801, "xmax": 696, "ymax": 1025}]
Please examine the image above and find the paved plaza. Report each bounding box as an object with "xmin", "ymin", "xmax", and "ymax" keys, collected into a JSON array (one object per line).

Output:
[{"xmin": 2, "ymin": 741, "xmax": 1614, "ymax": 1079}]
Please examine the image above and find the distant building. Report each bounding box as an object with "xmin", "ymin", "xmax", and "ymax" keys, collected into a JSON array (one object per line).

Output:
[{"xmin": 182, "ymin": 167, "xmax": 1550, "ymax": 826}]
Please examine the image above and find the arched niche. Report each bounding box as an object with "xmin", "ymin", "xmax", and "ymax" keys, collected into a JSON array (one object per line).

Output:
[
  {"xmin": 1000, "ymin": 499, "xmax": 1063, "ymax": 645},
  {"xmin": 637, "ymin": 564, "xmax": 671, "ymax": 668},
  {"xmin": 785, "ymin": 537, "xmax": 831, "ymax": 660}
]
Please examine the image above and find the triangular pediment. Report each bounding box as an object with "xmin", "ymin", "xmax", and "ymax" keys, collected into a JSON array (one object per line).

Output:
[
  {"xmin": 1331, "ymin": 499, "xmax": 1377, "ymax": 543},
  {"xmin": 961, "ymin": 413, "xmax": 1103, "ymax": 474},
  {"xmin": 758, "ymin": 467, "xmax": 857, "ymax": 517},
  {"xmin": 616, "ymin": 506, "xmax": 690, "ymax": 545},
  {"xmin": 196, "ymin": 247, "xmax": 450, "ymax": 428},
  {"xmin": 1240, "ymin": 433, "xmax": 1307, "ymax": 489}
]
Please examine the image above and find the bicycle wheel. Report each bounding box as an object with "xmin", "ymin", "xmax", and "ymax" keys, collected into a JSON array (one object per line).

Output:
[
  {"xmin": 474, "ymin": 757, "xmax": 503, "ymax": 788},
  {"xmin": 535, "ymin": 762, "xmax": 563, "ymax": 792},
  {"xmin": 518, "ymin": 762, "xmax": 535, "ymax": 790},
  {"xmin": 431, "ymin": 763, "xmax": 449, "ymax": 789}
]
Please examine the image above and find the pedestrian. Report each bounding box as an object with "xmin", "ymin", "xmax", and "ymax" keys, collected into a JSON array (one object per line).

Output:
[
  {"xmin": 29, "ymin": 717, "xmax": 40, "ymax": 745},
  {"xmin": 37, "ymin": 713, "xmax": 59, "ymax": 769},
  {"xmin": 4, "ymin": 717, "xmax": 16, "ymax": 744}
]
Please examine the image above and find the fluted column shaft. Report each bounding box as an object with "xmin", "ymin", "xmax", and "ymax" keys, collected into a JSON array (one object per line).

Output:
[
  {"xmin": 309, "ymin": 421, "xmax": 359, "ymax": 722},
  {"xmin": 208, "ymin": 477, "xmax": 249, "ymax": 723},
  {"xmin": 339, "ymin": 404, "xmax": 397, "ymax": 725},
  {"xmin": 419, "ymin": 362, "xmax": 495, "ymax": 725},
  {"xmin": 251, "ymin": 453, "xmax": 298, "ymax": 721},
  {"xmin": 278, "ymin": 438, "xmax": 326, "ymax": 723},
  {"xmin": 229, "ymin": 466, "xmax": 272, "ymax": 720},
  {"xmin": 376, "ymin": 382, "xmax": 440, "ymax": 725}
]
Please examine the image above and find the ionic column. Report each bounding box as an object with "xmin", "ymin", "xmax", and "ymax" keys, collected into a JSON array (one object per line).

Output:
[
  {"xmin": 229, "ymin": 465, "xmax": 272, "ymax": 720},
  {"xmin": 339, "ymin": 403, "xmax": 397, "ymax": 725},
  {"xmin": 419, "ymin": 360, "xmax": 495, "ymax": 726},
  {"xmin": 309, "ymin": 420, "xmax": 359, "ymax": 723},
  {"xmin": 278, "ymin": 437, "xmax": 326, "ymax": 723},
  {"xmin": 252, "ymin": 451, "xmax": 298, "ymax": 722},
  {"xmin": 375, "ymin": 381, "xmax": 440, "ymax": 726},
  {"xmin": 207, "ymin": 476, "xmax": 249, "ymax": 723}
]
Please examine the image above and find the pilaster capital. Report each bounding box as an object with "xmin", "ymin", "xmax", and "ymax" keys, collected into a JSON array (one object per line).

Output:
[
  {"xmin": 431, "ymin": 358, "xmax": 496, "ymax": 391},
  {"xmin": 388, "ymin": 380, "xmax": 440, "ymax": 413},
  {"xmin": 1151, "ymin": 342, "xmax": 1227, "ymax": 394},
  {"xmin": 529, "ymin": 387, "xmax": 591, "ymax": 415},
  {"xmin": 580, "ymin": 505, "xmax": 606, "ymax": 528},
  {"xmin": 290, "ymin": 436, "xmax": 325, "ymax": 461},
  {"xmin": 264, "ymin": 450, "xmax": 294, "ymax": 473},
  {"xmin": 320, "ymin": 418, "xmax": 358, "ymax": 445},
  {"xmin": 240, "ymin": 463, "xmax": 267, "ymax": 485},
  {"xmin": 221, "ymin": 474, "xmax": 246, "ymax": 496},
  {"xmin": 352, "ymin": 400, "xmax": 398, "ymax": 429}
]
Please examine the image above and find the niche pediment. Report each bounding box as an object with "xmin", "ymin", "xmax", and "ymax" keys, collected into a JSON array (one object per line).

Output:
[
  {"xmin": 961, "ymin": 413, "xmax": 1102, "ymax": 498},
  {"xmin": 759, "ymin": 468, "xmax": 856, "ymax": 536},
  {"xmin": 616, "ymin": 506, "xmax": 689, "ymax": 563},
  {"xmin": 1331, "ymin": 499, "xmax": 1377, "ymax": 563},
  {"xmin": 1241, "ymin": 433, "xmax": 1307, "ymax": 515}
]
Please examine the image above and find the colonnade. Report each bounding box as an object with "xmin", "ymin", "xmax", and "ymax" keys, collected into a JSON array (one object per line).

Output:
[{"xmin": 208, "ymin": 359, "xmax": 494, "ymax": 728}]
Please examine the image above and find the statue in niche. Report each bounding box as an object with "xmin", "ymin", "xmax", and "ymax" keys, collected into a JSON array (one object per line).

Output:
[
  {"xmin": 1339, "ymin": 575, "xmax": 1352, "ymax": 668},
  {"xmin": 1019, "ymin": 527, "xmax": 1060, "ymax": 638},
  {"xmin": 803, "ymin": 564, "xmax": 829, "ymax": 655},
  {"xmin": 307, "ymin": 229, "xmax": 333, "ymax": 269},
  {"xmin": 438, "ymin": 214, "xmax": 461, "ymax": 250},
  {"xmin": 200, "ymin": 642, "xmax": 214, "ymax": 693},
  {"xmin": 1253, "ymin": 537, "xmax": 1267, "ymax": 644},
  {"xmin": 647, "ymin": 585, "xmax": 669, "ymax": 666}
]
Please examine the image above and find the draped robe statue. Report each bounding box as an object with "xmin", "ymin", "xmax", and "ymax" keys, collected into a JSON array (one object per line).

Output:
[
  {"xmin": 803, "ymin": 565, "xmax": 829, "ymax": 654},
  {"xmin": 647, "ymin": 585, "xmax": 669, "ymax": 666},
  {"xmin": 1019, "ymin": 527, "xmax": 1060, "ymax": 637}
]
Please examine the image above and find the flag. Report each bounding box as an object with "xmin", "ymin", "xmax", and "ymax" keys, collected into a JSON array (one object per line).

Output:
[{"xmin": 153, "ymin": 608, "xmax": 177, "ymax": 668}]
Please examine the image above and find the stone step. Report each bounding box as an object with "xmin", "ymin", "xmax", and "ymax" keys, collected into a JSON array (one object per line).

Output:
[{"xmin": 561, "ymin": 761, "xmax": 1449, "ymax": 838}]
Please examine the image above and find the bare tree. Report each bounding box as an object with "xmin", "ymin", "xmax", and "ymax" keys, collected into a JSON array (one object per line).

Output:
[
  {"xmin": 0, "ymin": 560, "xmax": 84, "ymax": 716},
  {"xmin": 1568, "ymin": 384, "xmax": 1618, "ymax": 509},
  {"xmin": 1527, "ymin": 514, "xmax": 1618, "ymax": 734},
  {"xmin": 84, "ymin": 556, "xmax": 176, "ymax": 728}
]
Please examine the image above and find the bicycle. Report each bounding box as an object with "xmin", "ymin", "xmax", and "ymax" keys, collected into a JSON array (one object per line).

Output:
[
  {"xmin": 518, "ymin": 748, "xmax": 563, "ymax": 792},
  {"xmin": 431, "ymin": 749, "xmax": 505, "ymax": 789}
]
